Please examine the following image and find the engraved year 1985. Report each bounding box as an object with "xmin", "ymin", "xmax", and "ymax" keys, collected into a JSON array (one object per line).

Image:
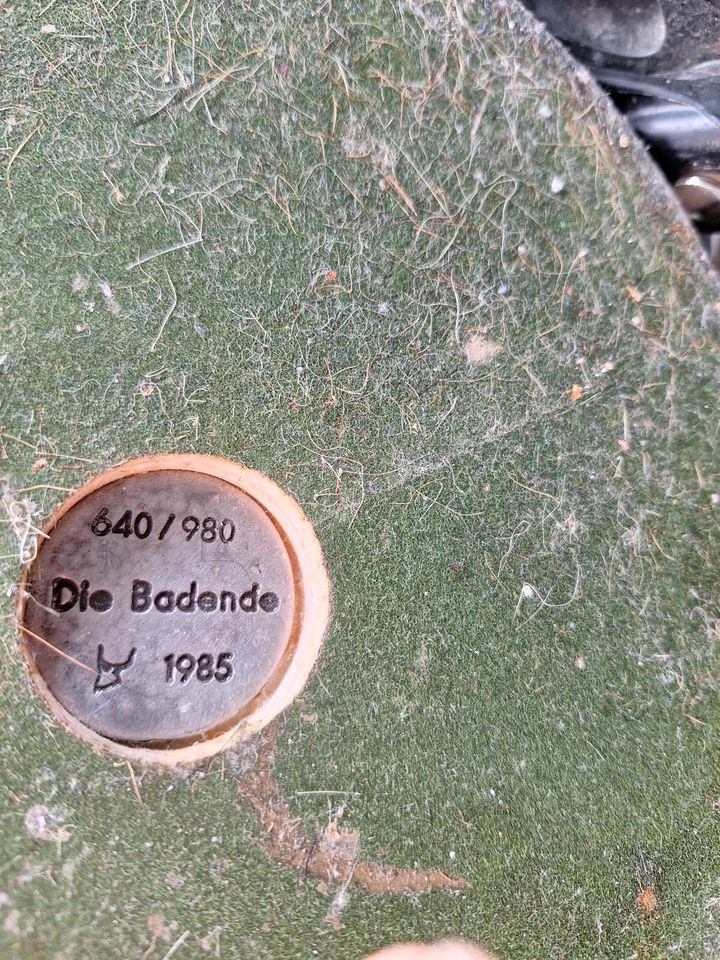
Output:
[
  {"xmin": 90, "ymin": 508, "xmax": 235, "ymax": 543},
  {"xmin": 164, "ymin": 652, "xmax": 234, "ymax": 684}
]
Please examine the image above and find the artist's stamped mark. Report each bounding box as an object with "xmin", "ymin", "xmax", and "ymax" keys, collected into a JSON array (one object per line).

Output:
[{"xmin": 94, "ymin": 644, "xmax": 136, "ymax": 693}]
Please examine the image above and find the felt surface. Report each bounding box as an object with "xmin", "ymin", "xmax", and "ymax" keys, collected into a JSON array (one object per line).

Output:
[{"xmin": 1, "ymin": 1, "xmax": 719, "ymax": 958}]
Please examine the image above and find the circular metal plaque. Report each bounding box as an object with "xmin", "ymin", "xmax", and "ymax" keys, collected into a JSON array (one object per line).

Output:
[{"xmin": 18, "ymin": 456, "xmax": 329, "ymax": 762}]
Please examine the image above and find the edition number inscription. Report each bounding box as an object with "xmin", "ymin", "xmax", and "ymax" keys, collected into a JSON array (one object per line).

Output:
[{"xmin": 90, "ymin": 508, "xmax": 236, "ymax": 543}]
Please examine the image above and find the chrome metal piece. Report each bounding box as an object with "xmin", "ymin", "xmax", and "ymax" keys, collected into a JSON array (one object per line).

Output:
[{"xmin": 675, "ymin": 168, "xmax": 720, "ymax": 225}]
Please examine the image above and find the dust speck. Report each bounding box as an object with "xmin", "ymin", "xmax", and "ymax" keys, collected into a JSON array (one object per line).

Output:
[
  {"xmin": 341, "ymin": 135, "xmax": 371, "ymax": 158},
  {"xmin": 575, "ymin": 66, "xmax": 592, "ymax": 84},
  {"xmin": 637, "ymin": 887, "xmax": 659, "ymax": 918},
  {"xmin": 147, "ymin": 914, "xmax": 171, "ymax": 943},
  {"xmin": 99, "ymin": 281, "xmax": 120, "ymax": 315},
  {"xmin": 464, "ymin": 335, "xmax": 501, "ymax": 366},
  {"xmin": 24, "ymin": 805, "xmax": 70, "ymax": 843}
]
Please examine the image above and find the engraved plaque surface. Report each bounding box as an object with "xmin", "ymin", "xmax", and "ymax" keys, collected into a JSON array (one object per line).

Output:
[{"xmin": 22, "ymin": 469, "xmax": 296, "ymax": 746}]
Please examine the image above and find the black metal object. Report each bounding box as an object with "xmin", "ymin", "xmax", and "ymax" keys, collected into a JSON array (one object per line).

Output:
[
  {"xmin": 523, "ymin": 0, "xmax": 666, "ymax": 59},
  {"xmin": 522, "ymin": 0, "xmax": 720, "ymax": 260},
  {"xmin": 594, "ymin": 68, "xmax": 720, "ymax": 184}
]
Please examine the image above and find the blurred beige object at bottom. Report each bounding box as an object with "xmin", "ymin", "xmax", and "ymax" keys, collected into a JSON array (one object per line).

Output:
[{"xmin": 365, "ymin": 940, "xmax": 497, "ymax": 960}]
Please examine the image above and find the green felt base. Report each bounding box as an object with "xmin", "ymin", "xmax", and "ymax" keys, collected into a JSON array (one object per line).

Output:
[{"xmin": 1, "ymin": 1, "xmax": 719, "ymax": 958}]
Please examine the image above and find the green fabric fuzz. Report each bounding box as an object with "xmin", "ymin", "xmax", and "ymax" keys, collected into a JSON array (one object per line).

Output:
[{"xmin": 1, "ymin": 1, "xmax": 719, "ymax": 958}]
